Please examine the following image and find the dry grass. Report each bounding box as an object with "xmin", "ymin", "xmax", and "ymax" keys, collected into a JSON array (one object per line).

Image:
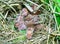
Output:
[{"xmin": 0, "ymin": 0, "xmax": 60, "ymax": 44}]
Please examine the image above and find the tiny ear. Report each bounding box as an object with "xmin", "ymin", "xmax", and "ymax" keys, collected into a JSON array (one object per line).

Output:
[{"xmin": 21, "ymin": 8, "xmax": 28, "ymax": 16}]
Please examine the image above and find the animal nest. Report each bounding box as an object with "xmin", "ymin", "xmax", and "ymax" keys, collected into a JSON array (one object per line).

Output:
[
  {"xmin": 0, "ymin": 0, "xmax": 56, "ymax": 44},
  {"xmin": 11, "ymin": 8, "xmax": 56, "ymax": 44}
]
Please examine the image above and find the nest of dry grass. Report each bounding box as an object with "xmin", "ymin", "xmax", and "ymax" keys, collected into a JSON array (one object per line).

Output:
[{"xmin": 0, "ymin": 0, "xmax": 59, "ymax": 44}]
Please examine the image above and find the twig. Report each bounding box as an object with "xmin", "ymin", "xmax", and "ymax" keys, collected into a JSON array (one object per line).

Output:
[
  {"xmin": 4, "ymin": 11, "xmax": 9, "ymax": 19},
  {"xmin": 53, "ymin": 12, "xmax": 60, "ymax": 15},
  {"xmin": 10, "ymin": 4, "xmax": 19, "ymax": 6},
  {"xmin": 26, "ymin": 0, "xmax": 38, "ymax": 6},
  {"xmin": 0, "ymin": 1, "xmax": 17, "ymax": 14},
  {"xmin": 6, "ymin": 35, "xmax": 26, "ymax": 42},
  {"xmin": 52, "ymin": 37, "xmax": 55, "ymax": 44},
  {"xmin": 23, "ymin": 2, "xmax": 33, "ymax": 12}
]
